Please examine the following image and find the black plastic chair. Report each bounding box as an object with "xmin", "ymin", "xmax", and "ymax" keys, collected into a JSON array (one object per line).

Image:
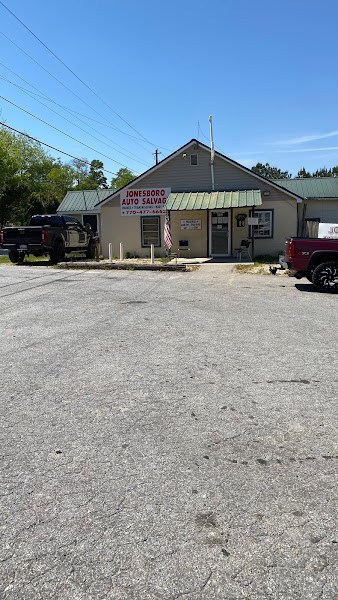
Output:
[{"xmin": 234, "ymin": 239, "xmax": 252, "ymax": 261}]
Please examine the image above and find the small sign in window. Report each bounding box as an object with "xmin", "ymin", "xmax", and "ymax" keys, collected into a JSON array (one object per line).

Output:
[{"xmin": 180, "ymin": 219, "xmax": 201, "ymax": 230}]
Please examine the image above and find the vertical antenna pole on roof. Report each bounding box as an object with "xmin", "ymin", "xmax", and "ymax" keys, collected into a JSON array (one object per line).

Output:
[
  {"xmin": 82, "ymin": 190, "xmax": 87, "ymax": 211},
  {"xmin": 209, "ymin": 115, "xmax": 215, "ymax": 191}
]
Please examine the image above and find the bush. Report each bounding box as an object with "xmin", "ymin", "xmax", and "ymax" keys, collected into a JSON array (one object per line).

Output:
[{"xmin": 125, "ymin": 251, "xmax": 139, "ymax": 259}]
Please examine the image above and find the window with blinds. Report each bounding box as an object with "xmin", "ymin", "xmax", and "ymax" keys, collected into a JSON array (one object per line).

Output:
[{"xmin": 141, "ymin": 217, "xmax": 161, "ymax": 247}]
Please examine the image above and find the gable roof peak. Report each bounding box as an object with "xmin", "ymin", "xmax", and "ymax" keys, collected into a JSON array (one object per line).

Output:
[{"xmin": 96, "ymin": 138, "xmax": 303, "ymax": 207}]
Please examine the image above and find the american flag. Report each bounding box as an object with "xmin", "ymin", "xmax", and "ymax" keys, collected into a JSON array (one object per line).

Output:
[{"xmin": 164, "ymin": 211, "xmax": 172, "ymax": 250}]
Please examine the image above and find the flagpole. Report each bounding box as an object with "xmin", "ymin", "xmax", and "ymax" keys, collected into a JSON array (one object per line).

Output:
[
  {"xmin": 164, "ymin": 210, "xmax": 173, "ymax": 255},
  {"xmin": 209, "ymin": 115, "xmax": 215, "ymax": 191}
]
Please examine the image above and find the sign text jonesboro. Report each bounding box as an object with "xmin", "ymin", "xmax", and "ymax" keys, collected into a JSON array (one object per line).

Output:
[{"xmin": 120, "ymin": 188, "xmax": 171, "ymax": 216}]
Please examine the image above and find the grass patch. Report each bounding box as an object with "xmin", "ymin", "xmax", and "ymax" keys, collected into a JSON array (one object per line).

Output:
[
  {"xmin": 25, "ymin": 255, "xmax": 50, "ymax": 262},
  {"xmin": 0, "ymin": 254, "xmax": 50, "ymax": 265},
  {"xmin": 235, "ymin": 255, "xmax": 284, "ymax": 275},
  {"xmin": 0, "ymin": 252, "xmax": 90, "ymax": 266}
]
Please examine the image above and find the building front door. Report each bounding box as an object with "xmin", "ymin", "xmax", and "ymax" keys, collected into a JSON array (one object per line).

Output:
[{"xmin": 210, "ymin": 210, "xmax": 231, "ymax": 256}]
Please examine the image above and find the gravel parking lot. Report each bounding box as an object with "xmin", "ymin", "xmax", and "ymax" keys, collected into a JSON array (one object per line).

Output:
[{"xmin": 0, "ymin": 264, "xmax": 337, "ymax": 600}]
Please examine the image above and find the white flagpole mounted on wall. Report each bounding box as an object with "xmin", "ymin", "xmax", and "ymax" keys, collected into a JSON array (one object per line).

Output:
[{"xmin": 209, "ymin": 115, "xmax": 215, "ymax": 191}]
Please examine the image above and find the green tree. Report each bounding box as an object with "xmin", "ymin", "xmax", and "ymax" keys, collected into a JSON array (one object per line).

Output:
[
  {"xmin": 74, "ymin": 159, "xmax": 108, "ymax": 189},
  {"xmin": 89, "ymin": 160, "xmax": 107, "ymax": 188},
  {"xmin": 312, "ymin": 167, "xmax": 332, "ymax": 178},
  {"xmin": 297, "ymin": 167, "xmax": 311, "ymax": 178},
  {"xmin": 0, "ymin": 131, "xmax": 21, "ymax": 225},
  {"xmin": 47, "ymin": 162, "xmax": 77, "ymax": 202},
  {"xmin": 0, "ymin": 127, "xmax": 77, "ymax": 224},
  {"xmin": 71, "ymin": 158, "xmax": 89, "ymax": 185},
  {"xmin": 0, "ymin": 128, "xmax": 42, "ymax": 225},
  {"xmin": 251, "ymin": 162, "xmax": 291, "ymax": 179},
  {"xmin": 110, "ymin": 167, "xmax": 135, "ymax": 190}
]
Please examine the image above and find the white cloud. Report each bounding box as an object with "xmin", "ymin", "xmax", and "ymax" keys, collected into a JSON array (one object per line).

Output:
[
  {"xmin": 271, "ymin": 131, "xmax": 338, "ymax": 145},
  {"xmin": 277, "ymin": 146, "xmax": 338, "ymax": 153}
]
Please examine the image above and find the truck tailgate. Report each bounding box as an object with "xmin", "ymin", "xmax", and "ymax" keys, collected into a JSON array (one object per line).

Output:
[{"xmin": 3, "ymin": 227, "xmax": 43, "ymax": 245}]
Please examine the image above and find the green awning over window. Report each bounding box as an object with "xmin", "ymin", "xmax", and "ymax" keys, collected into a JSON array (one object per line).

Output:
[{"xmin": 165, "ymin": 190, "xmax": 262, "ymax": 211}]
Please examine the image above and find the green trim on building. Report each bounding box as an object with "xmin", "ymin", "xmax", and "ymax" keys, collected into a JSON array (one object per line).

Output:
[{"xmin": 166, "ymin": 190, "xmax": 262, "ymax": 211}]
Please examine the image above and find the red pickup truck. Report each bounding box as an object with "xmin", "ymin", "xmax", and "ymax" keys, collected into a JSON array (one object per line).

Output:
[{"xmin": 282, "ymin": 237, "xmax": 338, "ymax": 291}]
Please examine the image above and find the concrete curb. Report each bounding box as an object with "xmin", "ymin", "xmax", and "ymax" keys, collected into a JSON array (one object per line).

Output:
[{"xmin": 57, "ymin": 260, "xmax": 187, "ymax": 272}]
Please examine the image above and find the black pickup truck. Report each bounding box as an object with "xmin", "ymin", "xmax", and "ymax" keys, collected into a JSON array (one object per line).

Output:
[{"xmin": 0, "ymin": 214, "xmax": 97, "ymax": 263}]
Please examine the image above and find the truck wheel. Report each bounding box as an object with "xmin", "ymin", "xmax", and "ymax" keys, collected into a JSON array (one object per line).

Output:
[
  {"xmin": 9, "ymin": 250, "xmax": 21, "ymax": 263},
  {"xmin": 312, "ymin": 261, "xmax": 338, "ymax": 292},
  {"xmin": 86, "ymin": 241, "xmax": 96, "ymax": 259},
  {"xmin": 50, "ymin": 241, "xmax": 65, "ymax": 264}
]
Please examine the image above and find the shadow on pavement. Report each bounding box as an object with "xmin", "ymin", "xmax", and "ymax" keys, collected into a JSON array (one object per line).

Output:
[
  {"xmin": 295, "ymin": 283, "xmax": 338, "ymax": 294},
  {"xmin": 16, "ymin": 258, "xmax": 89, "ymax": 267},
  {"xmin": 19, "ymin": 261, "xmax": 52, "ymax": 267}
]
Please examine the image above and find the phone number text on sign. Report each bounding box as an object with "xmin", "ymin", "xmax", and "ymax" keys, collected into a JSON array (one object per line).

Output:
[{"xmin": 120, "ymin": 188, "xmax": 171, "ymax": 216}]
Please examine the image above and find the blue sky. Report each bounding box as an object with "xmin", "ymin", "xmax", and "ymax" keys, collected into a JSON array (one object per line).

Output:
[{"xmin": 1, "ymin": 0, "xmax": 338, "ymax": 180}]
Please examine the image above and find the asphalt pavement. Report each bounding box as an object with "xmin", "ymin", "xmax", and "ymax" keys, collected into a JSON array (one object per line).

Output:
[{"xmin": 0, "ymin": 264, "xmax": 337, "ymax": 600}]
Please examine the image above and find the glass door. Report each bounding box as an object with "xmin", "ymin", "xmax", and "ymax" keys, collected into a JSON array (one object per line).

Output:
[{"xmin": 210, "ymin": 211, "xmax": 230, "ymax": 256}]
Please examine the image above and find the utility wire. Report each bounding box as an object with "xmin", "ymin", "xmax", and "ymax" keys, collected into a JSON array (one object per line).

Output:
[
  {"xmin": 0, "ymin": 93, "xmax": 136, "ymax": 168},
  {"xmin": 0, "ymin": 73, "xmax": 152, "ymax": 168},
  {"xmin": 0, "ymin": 59, "xmax": 158, "ymax": 146},
  {"xmin": 0, "ymin": 60, "xmax": 51, "ymax": 102},
  {"xmin": 0, "ymin": 31, "xmax": 154, "ymax": 155},
  {"xmin": 198, "ymin": 123, "xmax": 229, "ymax": 156},
  {"xmin": 0, "ymin": 121, "xmax": 121, "ymax": 177},
  {"xmin": 0, "ymin": 0, "xmax": 165, "ymax": 148},
  {"xmin": 199, "ymin": 125, "xmax": 210, "ymax": 144}
]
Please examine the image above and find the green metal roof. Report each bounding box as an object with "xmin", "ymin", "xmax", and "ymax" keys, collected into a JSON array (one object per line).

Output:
[
  {"xmin": 166, "ymin": 190, "xmax": 262, "ymax": 211},
  {"xmin": 57, "ymin": 189, "xmax": 114, "ymax": 212},
  {"xmin": 273, "ymin": 177, "xmax": 338, "ymax": 198}
]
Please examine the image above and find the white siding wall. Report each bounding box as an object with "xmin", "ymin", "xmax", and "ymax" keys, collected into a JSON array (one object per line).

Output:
[
  {"xmin": 304, "ymin": 199, "xmax": 338, "ymax": 223},
  {"xmin": 100, "ymin": 143, "xmax": 299, "ymax": 257},
  {"xmin": 109, "ymin": 143, "xmax": 287, "ymax": 194}
]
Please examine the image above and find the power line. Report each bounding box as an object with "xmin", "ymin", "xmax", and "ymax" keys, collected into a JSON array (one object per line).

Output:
[
  {"xmin": 0, "ymin": 31, "xmax": 155, "ymax": 155},
  {"xmin": 0, "ymin": 121, "xmax": 121, "ymax": 177},
  {"xmin": 0, "ymin": 0, "xmax": 164, "ymax": 148},
  {"xmin": 199, "ymin": 125, "xmax": 210, "ymax": 143},
  {"xmin": 0, "ymin": 59, "xmax": 50, "ymax": 102},
  {"xmin": 198, "ymin": 122, "xmax": 229, "ymax": 157},
  {"xmin": 0, "ymin": 58, "xmax": 159, "ymax": 150},
  {"xmin": 0, "ymin": 93, "xmax": 137, "ymax": 168},
  {"xmin": 0, "ymin": 73, "xmax": 152, "ymax": 168}
]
